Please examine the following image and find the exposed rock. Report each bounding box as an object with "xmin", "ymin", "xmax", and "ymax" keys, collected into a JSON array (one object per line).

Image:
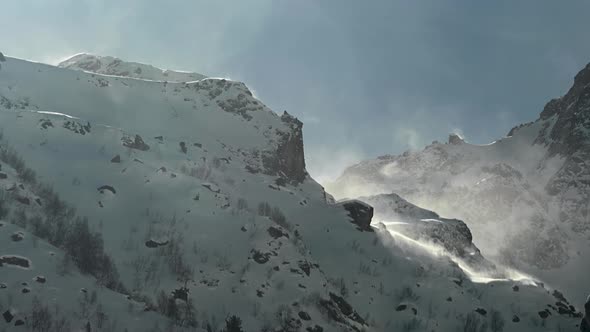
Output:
[
  {"xmin": 110, "ymin": 155, "xmax": 121, "ymax": 163},
  {"xmin": 202, "ymin": 183, "xmax": 220, "ymax": 193},
  {"xmin": 298, "ymin": 260, "xmax": 311, "ymax": 276},
  {"xmin": 267, "ymin": 226, "xmax": 289, "ymax": 239},
  {"xmin": 63, "ymin": 120, "xmax": 91, "ymax": 135},
  {"xmin": 475, "ymin": 308, "xmax": 487, "ymax": 316},
  {"xmin": 298, "ymin": 311, "xmax": 311, "ymax": 321},
  {"xmin": 512, "ymin": 315, "xmax": 520, "ymax": 322},
  {"xmin": 35, "ymin": 276, "xmax": 46, "ymax": 283},
  {"xmin": 3, "ymin": 310, "xmax": 13, "ymax": 323},
  {"xmin": 0, "ymin": 52, "xmax": 6, "ymax": 62},
  {"xmin": 396, "ymin": 304, "xmax": 408, "ymax": 311},
  {"xmin": 172, "ymin": 287, "xmax": 189, "ymax": 302},
  {"xmin": 337, "ymin": 200, "xmax": 374, "ymax": 231},
  {"xmin": 145, "ymin": 239, "xmax": 169, "ymax": 248},
  {"xmin": 97, "ymin": 185, "xmax": 116, "ymax": 194},
  {"xmin": 318, "ymin": 292, "xmax": 367, "ymax": 328},
  {"xmin": 16, "ymin": 196, "xmax": 30, "ymax": 205},
  {"xmin": 538, "ymin": 309, "xmax": 551, "ymax": 319},
  {"xmin": 11, "ymin": 232, "xmax": 24, "ymax": 242},
  {"xmin": 39, "ymin": 118, "xmax": 54, "ymax": 129},
  {"xmin": 0, "ymin": 172, "xmax": 6, "ymax": 179},
  {"xmin": 0, "ymin": 255, "xmax": 31, "ymax": 268},
  {"xmin": 448, "ymin": 133, "xmax": 465, "ymax": 145},
  {"xmin": 122, "ymin": 134, "xmax": 150, "ymax": 151},
  {"xmin": 261, "ymin": 111, "xmax": 307, "ymax": 184},
  {"xmin": 252, "ymin": 250, "xmax": 270, "ymax": 264}
]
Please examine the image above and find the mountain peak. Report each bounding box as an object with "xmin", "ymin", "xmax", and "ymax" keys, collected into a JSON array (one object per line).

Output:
[
  {"xmin": 58, "ymin": 53, "xmax": 207, "ymax": 82},
  {"xmin": 448, "ymin": 133, "xmax": 465, "ymax": 145}
]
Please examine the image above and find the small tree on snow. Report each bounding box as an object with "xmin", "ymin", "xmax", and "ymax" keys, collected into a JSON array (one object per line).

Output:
[
  {"xmin": 490, "ymin": 309, "xmax": 505, "ymax": 332},
  {"xmin": 222, "ymin": 315, "xmax": 244, "ymax": 332}
]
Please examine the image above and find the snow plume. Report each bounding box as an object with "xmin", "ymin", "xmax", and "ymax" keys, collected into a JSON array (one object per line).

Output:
[
  {"xmin": 306, "ymin": 144, "xmax": 366, "ymax": 185},
  {"xmin": 377, "ymin": 221, "xmax": 538, "ymax": 285}
]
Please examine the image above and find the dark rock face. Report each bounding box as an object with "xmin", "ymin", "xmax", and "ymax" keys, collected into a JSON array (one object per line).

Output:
[
  {"xmin": 97, "ymin": 185, "xmax": 116, "ymax": 194},
  {"xmin": 337, "ymin": 200, "xmax": 374, "ymax": 231},
  {"xmin": 3, "ymin": 310, "xmax": 13, "ymax": 323},
  {"xmin": 252, "ymin": 250, "xmax": 271, "ymax": 264},
  {"xmin": 298, "ymin": 311, "xmax": 311, "ymax": 321},
  {"xmin": 110, "ymin": 155, "xmax": 121, "ymax": 163},
  {"xmin": 122, "ymin": 134, "xmax": 150, "ymax": 151},
  {"xmin": 396, "ymin": 304, "xmax": 408, "ymax": 311},
  {"xmin": 0, "ymin": 52, "xmax": 6, "ymax": 62},
  {"xmin": 318, "ymin": 292, "xmax": 367, "ymax": 328},
  {"xmin": 537, "ymin": 62, "xmax": 590, "ymax": 156},
  {"xmin": 11, "ymin": 232, "xmax": 24, "ymax": 242},
  {"xmin": 261, "ymin": 111, "xmax": 307, "ymax": 184},
  {"xmin": 298, "ymin": 260, "xmax": 311, "ymax": 276},
  {"xmin": 0, "ymin": 256, "xmax": 31, "ymax": 268},
  {"xmin": 16, "ymin": 196, "xmax": 30, "ymax": 205},
  {"xmin": 475, "ymin": 308, "xmax": 487, "ymax": 316},
  {"xmin": 145, "ymin": 239, "xmax": 169, "ymax": 248},
  {"xmin": 0, "ymin": 172, "xmax": 7, "ymax": 179},
  {"xmin": 448, "ymin": 133, "xmax": 465, "ymax": 145},
  {"xmin": 63, "ymin": 120, "xmax": 91, "ymax": 135},
  {"xmin": 538, "ymin": 309, "xmax": 551, "ymax": 319},
  {"xmin": 172, "ymin": 287, "xmax": 189, "ymax": 302},
  {"xmin": 267, "ymin": 226, "xmax": 289, "ymax": 239}
]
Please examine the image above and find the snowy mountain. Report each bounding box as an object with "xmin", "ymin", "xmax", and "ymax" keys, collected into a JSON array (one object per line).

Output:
[
  {"xmin": 58, "ymin": 54, "xmax": 208, "ymax": 82},
  {"xmin": 0, "ymin": 52, "xmax": 586, "ymax": 331},
  {"xmin": 328, "ymin": 61, "xmax": 590, "ymax": 306}
]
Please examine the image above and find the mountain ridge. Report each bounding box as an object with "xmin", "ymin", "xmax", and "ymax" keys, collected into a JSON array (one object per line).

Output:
[{"xmin": 328, "ymin": 60, "xmax": 590, "ymax": 306}]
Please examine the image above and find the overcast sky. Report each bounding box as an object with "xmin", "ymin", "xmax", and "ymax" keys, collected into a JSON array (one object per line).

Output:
[{"xmin": 3, "ymin": 1, "xmax": 590, "ymax": 182}]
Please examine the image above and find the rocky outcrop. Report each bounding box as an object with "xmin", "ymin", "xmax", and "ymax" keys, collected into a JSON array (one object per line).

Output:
[
  {"xmin": 360, "ymin": 193, "xmax": 494, "ymax": 270},
  {"xmin": 122, "ymin": 134, "xmax": 150, "ymax": 151},
  {"xmin": 337, "ymin": 200, "xmax": 374, "ymax": 231},
  {"xmin": 318, "ymin": 292, "xmax": 367, "ymax": 329},
  {"xmin": 261, "ymin": 111, "xmax": 307, "ymax": 184},
  {"xmin": 448, "ymin": 133, "xmax": 465, "ymax": 145},
  {"xmin": 537, "ymin": 62, "xmax": 590, "ymax": 156}
]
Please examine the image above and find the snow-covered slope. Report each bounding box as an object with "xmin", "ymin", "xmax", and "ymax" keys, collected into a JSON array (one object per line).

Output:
[
  {"xmin": 328, "ymin": 61, "xmax": 590, "ymax": 306},
  {"xmin": 0, "ymin": 53, "xmax": 586, "ymax": 331},
  {"xmin": 358, "ymin": 193, "xmax": 496, "ymax": 274},
  {"xmin": 58, "ymin": 53, "xmax": 207, "ymax": 82}
]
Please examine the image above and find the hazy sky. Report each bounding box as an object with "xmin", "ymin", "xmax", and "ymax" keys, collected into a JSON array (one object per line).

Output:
[{"xmin": 3, "ymin": 1, "xmax": 590, "ymax": 182}]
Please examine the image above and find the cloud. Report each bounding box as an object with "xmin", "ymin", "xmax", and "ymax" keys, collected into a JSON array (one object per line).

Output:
[{"xmin": 305, "ymin": 144, "xmax": 366, "ymax": 185}]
